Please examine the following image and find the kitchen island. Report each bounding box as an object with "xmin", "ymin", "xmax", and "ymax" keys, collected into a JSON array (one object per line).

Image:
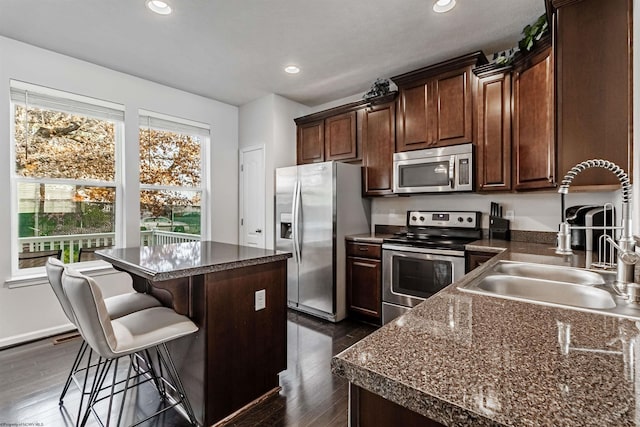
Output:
[
  {"xmin": 96, "ymin": 241, "xmax": 292, "ymax": 426},
  {"xmin": 332, "ymin": 240, "xmax": 640, "ymax": 426}
]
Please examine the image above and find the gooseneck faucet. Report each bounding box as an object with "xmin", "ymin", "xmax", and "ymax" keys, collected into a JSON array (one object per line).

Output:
[{"xmin": 556, "ymin": 159, "xmax": 638, "ymax": 292}]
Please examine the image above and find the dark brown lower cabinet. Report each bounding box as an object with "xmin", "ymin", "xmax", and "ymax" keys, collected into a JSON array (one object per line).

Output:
[
  {"xmin": 346, "ymin": 242, "xmax": 382, "ymax": 324},
  {"xmin": 465, "ymin": 250, "xmax": 495, "ymax": 273},
  {"xmin": 350, "ymin": 384, "xmax": 444, "ymax": 427}
]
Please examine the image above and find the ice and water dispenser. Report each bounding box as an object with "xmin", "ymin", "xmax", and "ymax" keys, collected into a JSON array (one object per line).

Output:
[{"xmin": 280, "ymin": 213, "xmax": 293, "ymax": 239}]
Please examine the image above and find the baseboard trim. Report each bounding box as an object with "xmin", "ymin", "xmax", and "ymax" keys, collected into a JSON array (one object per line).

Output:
[
  {"xmin": 213, "ymin": 386, "xmax": 281, "ymax": 427},
  {"xmin": 0, "ymin": 323, "xmax": 75, "ymax": 350}
]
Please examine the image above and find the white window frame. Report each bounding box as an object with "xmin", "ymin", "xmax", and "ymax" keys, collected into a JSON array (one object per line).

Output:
[
  {"xmin": 138, "ymin": 109, "xmax": 209, "ymax": 241},
  {"xmin": 9, "ymin": 81, "xmax": 125, "ymax": 279}
]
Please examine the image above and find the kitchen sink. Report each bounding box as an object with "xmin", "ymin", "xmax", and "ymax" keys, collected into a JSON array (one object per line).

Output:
[
  {"xmin": 475, "ymin": 275, "xmax": 616, "ymax": 309},
  {"xmin": 491, "ymin": 262, "xmax": 607, "ymax": 286},
  {"xmin": 458, "ymin": 261, "xmax": 640, "ymax": 319}
]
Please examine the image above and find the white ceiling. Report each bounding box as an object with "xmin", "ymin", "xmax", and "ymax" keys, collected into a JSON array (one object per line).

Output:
[{"xmin": 0, "ymin": 0, "xmax": 545, "ymax": 107}]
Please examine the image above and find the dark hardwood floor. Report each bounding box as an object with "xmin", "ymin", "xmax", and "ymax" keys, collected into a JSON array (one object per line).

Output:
[{"xmin": 0, "ymin": 310, "xmax": 376, "ymax": 426}]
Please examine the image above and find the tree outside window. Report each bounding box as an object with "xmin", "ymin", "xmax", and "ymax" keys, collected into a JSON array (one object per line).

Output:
[
  {"xmin": 138, "ymin": 113, "xmax": 208, "ymax": 244},
  {"xmin": 11, "ymin": 83, "xmax": 122, "ymax": 268}
]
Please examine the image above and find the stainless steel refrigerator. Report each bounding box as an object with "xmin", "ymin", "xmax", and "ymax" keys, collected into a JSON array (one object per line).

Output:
[{"xmin": 275, "ymin": 161, "xmax": 370, "ymax": 322}]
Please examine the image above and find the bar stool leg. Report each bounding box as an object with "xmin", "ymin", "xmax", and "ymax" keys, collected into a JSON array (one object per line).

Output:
[
  {"xmin": 59, "ymin": 340, "xmax": 88, "ymax": 405},
  {"xmin": 75, "ymin": 348, "xmax": 94, "ymax": 427},
  {"xmin": 105, "ymin": 357, "xmax": 121, "ymax": 427},
  {"xmin": 80, "ymin": 357, "xmax": 111, "ymax": 427},
  {"xmin": 158, "ymin": 343, "xmax": 199, "ymax": 426},
  {"xmin": 115, "ymin": 357, "xmax": 137, "ymax": 427},
  {"xmin": 143, "ymin": 349, "xmax": 166, "ymax": 397}
]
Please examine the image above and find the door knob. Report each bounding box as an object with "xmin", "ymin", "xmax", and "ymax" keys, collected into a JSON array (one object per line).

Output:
[{"xmin": 255, "ymin": 229, "xmax": 262, "ymax": 233}]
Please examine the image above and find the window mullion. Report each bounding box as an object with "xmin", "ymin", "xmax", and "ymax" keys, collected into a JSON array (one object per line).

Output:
[
  {"xmin": 15, "ymin": 177, "xmax": 117, "ymax": 188},
  {"xmin": 140, "ymin": 184, "xmax": 202, "ymax": 192}
]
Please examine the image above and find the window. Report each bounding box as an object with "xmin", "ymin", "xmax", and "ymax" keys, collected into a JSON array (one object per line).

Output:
[
  {"xmin": 138, "ymin": 111, "xmax": 208, "ymax": 246},
  {"xmin": 10, "ymin": 81, "xmax": 124, "ymax": 270}
]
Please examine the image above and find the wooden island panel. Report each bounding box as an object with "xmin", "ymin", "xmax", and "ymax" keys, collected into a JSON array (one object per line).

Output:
[
  {"xmin": 97, "ymin": 242, "xmax": 290, "ymax": 427},
  {"xmin": 205, "ymin": 260, "xmax": 287, "ymax": 424}
]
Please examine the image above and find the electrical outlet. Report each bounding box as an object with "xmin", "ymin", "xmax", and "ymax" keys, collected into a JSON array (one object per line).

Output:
[
  {"xmin": 505, "ymin": 210, "xmax": 515, "ymax": 220},
  {"xmin": 255, "ymin": 289, "xmax": 266, "ymax": 311}
]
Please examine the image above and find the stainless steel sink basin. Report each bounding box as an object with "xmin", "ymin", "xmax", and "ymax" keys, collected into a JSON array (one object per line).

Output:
[
  {"xmin": 475, "ymin": 275, "xmax": 616, "ymax": 309},
  {"xmin": 458, "ymin": 261, "xmax": 640, "ymax": 319},
  {"xmin": 491, "ymin": 262, "xmax": 606, "ymax": 285}
]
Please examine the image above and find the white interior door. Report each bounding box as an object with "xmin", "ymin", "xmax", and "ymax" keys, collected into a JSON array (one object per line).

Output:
[{"xmin": 239, "ymin": 145, "xmax": 266, "ymax": 248}]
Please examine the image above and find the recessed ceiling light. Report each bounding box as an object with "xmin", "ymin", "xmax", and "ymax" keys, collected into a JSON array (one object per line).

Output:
[
  {"xmin": 433, "ymin": 0, "xmax": 456, "ymax": 13},
  {"xmin": 146, "ymin": 0, "xmax": 172, "ymax": 15},
  {"xmin": 284, "ymin": 65, "xmax": 301, "ymax": 74}
]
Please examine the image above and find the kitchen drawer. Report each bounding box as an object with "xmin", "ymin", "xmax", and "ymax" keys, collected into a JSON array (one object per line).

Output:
[{"xmin": 346, "ymin": 242, "xmax": 382, "ymax": 259}]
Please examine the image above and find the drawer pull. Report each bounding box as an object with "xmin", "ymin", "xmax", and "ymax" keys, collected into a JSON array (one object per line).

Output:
[{"xmin": 359, "ymin": 247, "xmax": 369, "ymax": 251}]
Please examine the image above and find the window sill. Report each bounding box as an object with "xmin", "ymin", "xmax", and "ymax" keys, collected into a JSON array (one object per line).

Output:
[{"xmin": 5, "ymin": 260, "xmax": 118, "ymax": 289}]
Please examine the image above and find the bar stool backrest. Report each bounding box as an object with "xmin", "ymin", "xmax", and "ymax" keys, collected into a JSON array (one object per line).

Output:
[
  {"xmin": 62, "ymin": 269, "xmax": 119, "ymax": 360},
  {"xmin": 45, "ymin": 258, "xmax": 76, "ymax": 325}
]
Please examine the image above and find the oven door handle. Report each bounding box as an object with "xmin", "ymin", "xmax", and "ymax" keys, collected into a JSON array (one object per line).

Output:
[{"xmin": 382, "ymin": 244, "xmax": 465, "ymax": 257}]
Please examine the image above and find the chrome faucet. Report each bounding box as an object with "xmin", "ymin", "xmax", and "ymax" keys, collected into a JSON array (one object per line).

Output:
[{"xmin": 556, "ymin": 160, "xmax": 639, "ymax": 297}]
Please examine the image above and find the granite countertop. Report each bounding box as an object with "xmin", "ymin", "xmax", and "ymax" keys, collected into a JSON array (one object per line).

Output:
[
  {"xmin": 96, "ymin": 241, "xmax": 292, "ymax": 281},
  {"xmin": 332, "ymin": 239, "xmax": 640, "ymax": 426}
]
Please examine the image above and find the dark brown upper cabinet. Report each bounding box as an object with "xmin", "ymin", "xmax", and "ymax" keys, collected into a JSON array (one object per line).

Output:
[
  {"xmin": 296, "ymin": 120, "xmax": 324, "ymax": 164},
  {"xmin": 294, "ymin": 94, "xmax": 397, "ymax": 197},
  {"xmin": 295, "ymin": 101, "xmax": 365, "ymax": 165},
  {"xmin": 361, "ymin": 101, "xmax": 396, "ymax": 196},
  {"xmin": 392, "ymin": 52, "xmax": 487, "ymax": 152},
  {"xmin": 512, "ymin": 38, "xmax": 556, "ymax": 190},
  {"xmin": 553, "ymin": 0, "xmax": 632, "ymax": 189},
  {"xmin": 474, "ymin": 64, "xmax": 513, "ymax": 192},
  {"xmin": 324, "ymin": 111, "xmax": 357, "ymax": 161}
]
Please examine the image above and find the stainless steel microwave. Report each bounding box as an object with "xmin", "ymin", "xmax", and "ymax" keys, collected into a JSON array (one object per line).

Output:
[{"xmin": 393, "ymin": 143, "xmax": 474, "ymax": 194}]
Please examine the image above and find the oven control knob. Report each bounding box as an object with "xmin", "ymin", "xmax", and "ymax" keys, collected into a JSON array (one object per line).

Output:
[
  {"xmin": 419, "ymin": 216, "xmax": 425, "ymax": 222},
  {"xmin": 457, "ymin": 217, "xmax": 464, "ymax": 223},
  {"xmin": 411, "ymin": 216, "xmax": 417, "ymax": 222},
  {"xmin": 467, "ymin": 217, "xmax": 473, "ymax": 223}
]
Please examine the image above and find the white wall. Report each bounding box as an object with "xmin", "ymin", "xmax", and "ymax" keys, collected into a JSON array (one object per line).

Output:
[
  {"xmin": 372, "ymin": 191, "xmax": 617, "ymax": 232},
  {"xmin": 238, "ymin": 94, "xmax": 309, "ymax": 249},
  {"xmin": 309, "ymin": 93, "xmax": 363, "ymax": 113},
  {"xmin": 0, "ymin": 36, "xmax": 239, "ymax": 347}
]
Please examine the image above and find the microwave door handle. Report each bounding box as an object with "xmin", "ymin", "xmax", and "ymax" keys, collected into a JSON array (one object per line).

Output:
[{"xmin": 449, "ymin": 156, "xmax": 456, "ymax": 189}]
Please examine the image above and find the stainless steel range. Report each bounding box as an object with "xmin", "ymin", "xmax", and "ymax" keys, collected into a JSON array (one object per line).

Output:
[{"xmin": 382, "ymin": 210, "xmax": 482, "ymax": 324}]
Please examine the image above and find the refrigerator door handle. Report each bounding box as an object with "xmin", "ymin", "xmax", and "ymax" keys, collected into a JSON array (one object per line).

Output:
[
  {"xmin": 292, "ymin": 180, "xmax": 301, "ymax": 263},
  {"xmin": 296, "ymin": 181, "xmax": 302, "ymax": 259}
]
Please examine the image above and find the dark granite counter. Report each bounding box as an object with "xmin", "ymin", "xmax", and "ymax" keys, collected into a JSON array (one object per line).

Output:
[
  {"xmin": 96, "ymin": 241, "xmax": 292, "ymax": 281},
  {"xmin": 332, "ymin": 239, "xmax": 640, "ymax": 426}
]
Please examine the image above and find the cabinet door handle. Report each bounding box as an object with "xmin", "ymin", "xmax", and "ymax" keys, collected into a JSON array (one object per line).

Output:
[{"xmin": 359, "ymin": 247, "xmax": 369, "ymax": 251}]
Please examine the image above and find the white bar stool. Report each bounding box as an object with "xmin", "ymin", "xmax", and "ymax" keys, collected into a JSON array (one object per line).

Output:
[
  {"xmin": 45, "ymin": 258, "xmax": 162, "ymax": 406},
  {"xmin": 61, "ymin": 268, "xmax": 199, "ymax": 427}
]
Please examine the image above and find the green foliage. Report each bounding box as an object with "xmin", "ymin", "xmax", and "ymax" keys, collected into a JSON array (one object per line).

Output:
[
  {"xmin": 18, "ymin": 203, "xmax": 115, "ymax": 238},
  {"xmin": 519, "ymin": 14, "xmax": 549, "ymax": 52}
]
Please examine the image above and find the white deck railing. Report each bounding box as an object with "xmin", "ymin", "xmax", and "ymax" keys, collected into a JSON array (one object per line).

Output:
[
  {"xmin": 140, "ymin": 230, "xmax": 202, "ymax": 246},
  {"xmin": 19, "ymin": 230, "xmax": 201, "ymax": 263}
]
